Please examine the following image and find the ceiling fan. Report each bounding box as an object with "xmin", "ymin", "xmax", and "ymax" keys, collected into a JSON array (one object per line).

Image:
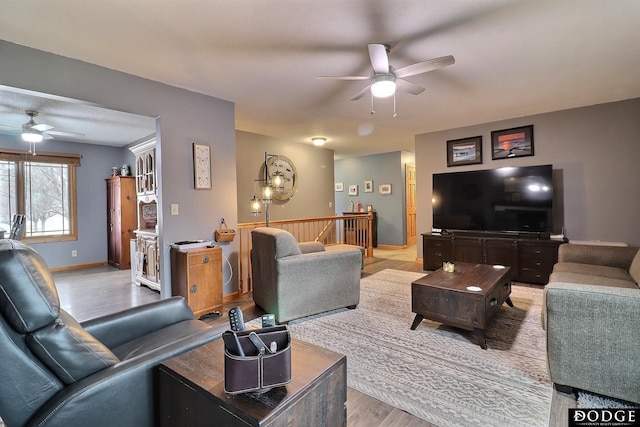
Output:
[
  {"xmin": 318, "ymin": 43, "xmax": 455, "ymax": 116},
  {"xmin": 0, "ymin": 110, "xmax": 85, "ymax": 154}
]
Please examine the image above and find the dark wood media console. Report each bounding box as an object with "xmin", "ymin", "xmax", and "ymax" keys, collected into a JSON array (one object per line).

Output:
[{"xmin": 422, "ymin": 232, "xmax": 566, "ymax": 284}]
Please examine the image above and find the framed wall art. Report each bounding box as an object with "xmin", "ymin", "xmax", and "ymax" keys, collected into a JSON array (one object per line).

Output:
[
  {"xmin": 364, "ymin": 180, "xmax": 373, "ymax": 193},
  {"xmin": 335, "ymin": 182, "xmax": 344, "ymax": 192},
  {"xmin": 379, "ymin": 183, "xmax": 391, "ymax": 195},
  {"xmin": 193, "ymin": 142, "xmax": 212, "ymax": 189},
  {"xmin": 348, "ymin": 185, "xmax": 358, "ymax": 196},
  {"xmin": 446, "ymin": 136, "xmax": 483, "ymax": 167},
  {"xmin": 491, "ymin": 125, "xmax": 534, "ymax": 160}
]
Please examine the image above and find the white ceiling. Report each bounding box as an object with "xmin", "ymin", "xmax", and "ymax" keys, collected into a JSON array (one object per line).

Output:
[
  {"xmin": 0, "ymin": 86, "xmax": 156, "ymax": 146},
  {"xmin": 1, "ymin": 0, "xmax": 639, "ymax": 158}
]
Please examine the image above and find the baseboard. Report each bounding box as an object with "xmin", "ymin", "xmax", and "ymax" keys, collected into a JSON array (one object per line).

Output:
[
  {"xmin": 223, "ymin": 291, "xmax": 239, "ymax": 303},
  {"xmin": 50, "ymin": 261, "xmax": 108, "ymax": 272},
  {"xmin": 375, "ymin": 244, "xmax": 408, "ymax": 250}
]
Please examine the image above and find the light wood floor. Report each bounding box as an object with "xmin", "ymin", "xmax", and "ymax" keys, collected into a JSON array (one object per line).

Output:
[{"xmin": 51, "ymin": 246, "xmax": 572, "ymax": 426}]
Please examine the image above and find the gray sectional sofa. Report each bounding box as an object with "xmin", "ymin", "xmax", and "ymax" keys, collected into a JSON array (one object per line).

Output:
[{"xmin": 543, "ymin": 243, "xmax": 640, "ymax": 404}]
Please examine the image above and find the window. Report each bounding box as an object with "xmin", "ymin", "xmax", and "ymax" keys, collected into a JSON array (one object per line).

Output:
[{"xmin": 0, "ymin": 149, "xmax": 80, "ymax": 243}]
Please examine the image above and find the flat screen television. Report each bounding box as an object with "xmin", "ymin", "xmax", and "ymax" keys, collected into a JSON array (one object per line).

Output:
[{"xmin": 432, "ymin": 164, "xmax": 553, "ymax": 233}]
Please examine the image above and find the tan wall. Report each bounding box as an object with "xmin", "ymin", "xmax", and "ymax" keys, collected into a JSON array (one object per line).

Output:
[{"xmin": 236, "ymin": 131, "xmax": 335, "ymax": 224}]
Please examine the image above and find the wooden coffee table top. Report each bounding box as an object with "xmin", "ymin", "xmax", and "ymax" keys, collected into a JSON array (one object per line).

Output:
[{"xmin": 412, "ymin": 262, "xmax": 511, "ymax": 294}]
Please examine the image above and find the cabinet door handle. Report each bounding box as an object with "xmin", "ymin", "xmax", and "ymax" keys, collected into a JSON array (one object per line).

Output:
[
  {"xmin": 203, "ymin": 255, "xmax": 210, "ymax": 263},
  {"xmin": 190, "ymin": 284, "xmax": 197, "ymax": 293},
  {"xmin": 490, "ymin": 298, "xmax": 497, "ymax": 306}
]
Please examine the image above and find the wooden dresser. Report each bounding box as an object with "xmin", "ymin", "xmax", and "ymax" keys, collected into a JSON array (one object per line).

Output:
[{"xmin": 106, "ymin": 176, "xmax": 136, "ymax": 269}]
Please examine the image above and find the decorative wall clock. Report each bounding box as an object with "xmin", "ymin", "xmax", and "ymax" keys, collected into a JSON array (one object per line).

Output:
[
  {"xmin": 267, "ymin": 155, "xmax": 297, "ymax": 200},
  {"xmin": 193, "ymin": 143, "xmax": 212, "ymax": 189}
]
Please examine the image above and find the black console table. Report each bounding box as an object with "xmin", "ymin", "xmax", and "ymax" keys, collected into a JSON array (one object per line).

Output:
[{"xmin": 422, "ymin": 232, "xmax": 565, "ymax": 284}]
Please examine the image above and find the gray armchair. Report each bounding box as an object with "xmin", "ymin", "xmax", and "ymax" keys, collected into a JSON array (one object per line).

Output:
[
  {"xmin": 251, "ymin": 227, "xmax": 363, "ymax": 323},
  {"xmin": 0, "ymin": 240, "xmax": 220, "ymax": 427}
]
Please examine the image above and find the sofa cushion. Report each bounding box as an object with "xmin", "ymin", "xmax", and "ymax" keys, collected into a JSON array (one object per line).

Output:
[
  {"xmin": 26, "ymin": 310, "xmax": 119, "ymax": 385},
  {"xmin": 549, "ymin": 271, "xmax": 638, "ymax": 289},
  {"xmin": 629, "ymin": 250, "xmax": 640, "ymax": 284},
  {"xmin": 0, "ymin": 240, "xmax": 61, "ymax": 334},
  {"xmin": 552, "ymin": 262, "xmax": 635, "ymax": 283},
  {"xmin": 252, "ymin": 227, "xmax": 302, "ymax": 259}
]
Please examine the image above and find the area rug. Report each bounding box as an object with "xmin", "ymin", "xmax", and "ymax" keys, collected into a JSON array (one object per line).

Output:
[
  {"xmin": 577, "ymin": 391, "xmax": 638, "ymax": 409},
  {"xmin": 287, "ymin": 268, "xmax": 552, "ymax": 427}
]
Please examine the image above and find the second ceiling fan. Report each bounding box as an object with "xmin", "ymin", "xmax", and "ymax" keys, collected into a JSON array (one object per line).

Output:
[{"xmin": 318, "ymin": 43, "xmax": 455, "ymax": 115}]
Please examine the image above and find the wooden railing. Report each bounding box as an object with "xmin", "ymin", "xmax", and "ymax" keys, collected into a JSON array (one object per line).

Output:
[{"xmin": 237, "ymin": 213, "xmax": 374, "ymax": 295}]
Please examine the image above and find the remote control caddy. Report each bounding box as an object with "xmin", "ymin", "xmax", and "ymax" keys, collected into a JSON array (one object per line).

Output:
[{"xmin": 222, "ymin": 307, "xmax": 291, "ymax": 394}]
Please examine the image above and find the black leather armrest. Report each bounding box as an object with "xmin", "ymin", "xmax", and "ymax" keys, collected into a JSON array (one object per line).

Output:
[
  {"xmin": 81, "ymin": 297, "xmax": 195, "ymax": 349},
  {"xmin": 27, "ymin": 326, "xmax": 221, "ymax": 427}
]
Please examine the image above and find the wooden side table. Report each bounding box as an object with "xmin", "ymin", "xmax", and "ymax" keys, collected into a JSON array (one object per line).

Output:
[
  {"xmin": 158, "ymin": 338, "xmax": 346, "ymax": 426},
  {"xmin": 170, "ymin": 246, "xmax": 222, "ymax": 318}
]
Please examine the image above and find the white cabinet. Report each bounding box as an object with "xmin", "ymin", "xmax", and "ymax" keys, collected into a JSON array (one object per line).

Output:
[{"xmin": 130, "ymin": 139, "xmax": 161, "ymax": 291}]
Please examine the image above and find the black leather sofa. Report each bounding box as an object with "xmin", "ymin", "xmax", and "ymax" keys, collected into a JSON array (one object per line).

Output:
[{"xmin": 0, "ymin": 240, "xmax": 221, "ymax": 427}]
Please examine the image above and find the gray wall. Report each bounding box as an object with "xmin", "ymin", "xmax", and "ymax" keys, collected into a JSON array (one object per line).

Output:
[
  {"xmin": 236, "ymin": 131, "xmax": 335, "ymax": 224},
  {"xmin": 1, "ymin": 40, "xmax": 238, "ymax": 298},
  {"xmin": 335, "ymin": 151, "xmax": 415, "ymax": 247},
  {"xmin": 415, "ymin": 98, "xmax": 640, "ymax": 259}
]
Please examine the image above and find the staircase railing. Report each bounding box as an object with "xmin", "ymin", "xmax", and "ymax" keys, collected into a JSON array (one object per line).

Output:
[{"xmin": 236, "ymin": 213, "xmax": 374, "ymax": 295}]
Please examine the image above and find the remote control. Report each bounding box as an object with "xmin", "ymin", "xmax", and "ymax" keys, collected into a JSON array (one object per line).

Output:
[
  {"xmin": 248, "ymin": 331, "xmax": 274, "ymax": 354},
  {"xmin": 222, "ymin": 331, "xmax": 245, "ymax": 356},
  {"xmin": 262, "ymin": 313, "xmax": 276, "ymax": 328},
  {"xmin": 228, "ymin": 306, "xmax": 245, "ymax": 331}
]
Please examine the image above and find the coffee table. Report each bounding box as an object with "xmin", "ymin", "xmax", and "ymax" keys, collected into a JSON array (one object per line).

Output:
[
  {"xmin": 158, "ymin": 337, "xmax": 346, "ymax": 426},
  {"xmin": 410, "ymin": 262, "xmax": 513, "ymax": 349}
]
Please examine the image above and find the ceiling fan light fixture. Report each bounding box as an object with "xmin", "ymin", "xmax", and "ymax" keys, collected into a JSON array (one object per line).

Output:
[
  {"xmin": 21, "ymin": 128, "xmax": 43, "ymax": 143},
  {"xmin": 371, "ymin": 75, "xmax": 396, "ymax": 98},
  {"xmin": 311, "ymin": 137, "xmax": 326, "ymax": 146}
]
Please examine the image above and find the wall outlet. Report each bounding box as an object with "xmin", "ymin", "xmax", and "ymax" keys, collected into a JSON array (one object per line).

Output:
[
  {"xmin": 71, "ymin": 250, "xmax": 77, "ymax": 257},
  {"xmin": 170, "ymin": 204, "xmax": 179, "ymax": 215}
]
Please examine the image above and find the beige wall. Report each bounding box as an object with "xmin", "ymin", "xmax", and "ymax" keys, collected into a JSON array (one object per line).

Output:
[
  {"xmin": 415, "ymin": 98, "xmax": 640, "ymax": 257},
  {"xmin": 236, "ymin": 131, "xmax": 335, "ymax": 224}
]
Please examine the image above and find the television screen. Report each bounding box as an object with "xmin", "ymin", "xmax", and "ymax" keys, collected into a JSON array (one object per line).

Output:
[{"xmin": 432, "ymin": 165, "xmax": 553, "ymax": 233}]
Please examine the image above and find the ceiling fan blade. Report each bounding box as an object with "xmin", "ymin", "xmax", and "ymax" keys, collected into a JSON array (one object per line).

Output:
[
  {"xmin": 349, "ymin": 84, "xmax": 372, "ymax": 101},
  {"xmin": 46, "ymin": 130, "xmax": 85, "ymax": 138},
  {"xmin": 397, "ymin": 79, "xmax": 426, "ymax": 95},
  {"xmin": 317, "ymin": 75, "xmax": 370, "ymax": 81},
  {"xmin": 43, "ymin": 133, "xmax": 54, "ymax": 140},
  {"xmin": 368, "ymin": 43, "xmax": 389, "ymax": 74},
  {"xmin": 394, "ymin": 55, "xmax": 455, "ymax": 78},
  {"xmin": 32, "ymin": 123, "xmax": 53, "ymax": 132}
]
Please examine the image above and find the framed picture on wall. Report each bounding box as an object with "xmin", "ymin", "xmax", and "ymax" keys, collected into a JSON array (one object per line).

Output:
[
  {"xmin": 379, "ymin": 183, "xmax": 391, "ymax": 195},
  {"xmin": 491, "ymin": 125, "xmax": 534, "ymax": 160},
  {"xmin": 348, "ymin": 185, "xmax": 358, "ymax": 196},
  {"xmin": 446, "ymin": 136, "xmax": 483, "ymax": 167},
  {"xmin": 335, "ymin": 182, "xmax": 344, "ymax": 192},
  {"xmin": 193, "ymin": 142, "xmax": 212, "ymax": 189},
  {"xmin": 364, "ymin": 180, "xmax": 373, "ymax": 192}
]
